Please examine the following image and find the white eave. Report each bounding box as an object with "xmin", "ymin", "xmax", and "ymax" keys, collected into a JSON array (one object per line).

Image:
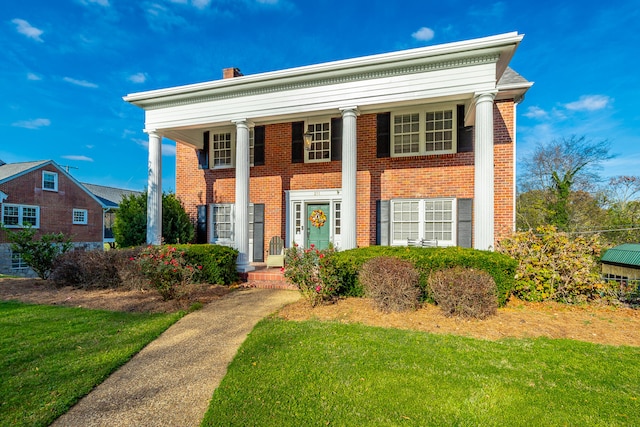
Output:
[{"xmin": 124, "ymin": 32, "xmax": 523, "ymax": 109}]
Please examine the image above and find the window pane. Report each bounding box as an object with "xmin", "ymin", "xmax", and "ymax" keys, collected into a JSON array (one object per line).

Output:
[
  {"xmin": 425, "ymin": 109, "xmax": 454, "ymax": 153},
  {"xmin": 306, "ymin": 121, "xmax": 331, "ymax": 162},
  {"xmin": 393, "ymin": 113, "xmax": 420, "ymax": 155}
]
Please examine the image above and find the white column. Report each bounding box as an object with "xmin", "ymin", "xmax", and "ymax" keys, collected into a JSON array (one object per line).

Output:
[
  {"xmin": 473, "ymin": 92, "xmax": 497, "ymax": 250},
  {"xmin": 146, "ymin": 130, "xmax": 162, "ymax": 245},
  {"xmin": 233, "ymin": 119, "xmax": 254, "ymax": 272},
  {"xmin": 340, "ymin": 107, "xmax": 359, "ymax": 250}
]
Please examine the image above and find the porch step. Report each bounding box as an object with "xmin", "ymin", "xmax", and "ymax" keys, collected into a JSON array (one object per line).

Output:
[{"xmin": 240, "ymin": 266, "xmax": 298, "ymax": 290}]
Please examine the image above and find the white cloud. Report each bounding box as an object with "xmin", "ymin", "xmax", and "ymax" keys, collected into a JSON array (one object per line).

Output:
[
  {"xmin": 80, "ymin": 0, "xmax": 110, "ymax": 5},
  {"xmin": 256, "ymin": 0, "xmax": 279, "ymax": 4},
  {"xmin": 564, "ymin": 95, "xmax": 612, "ymax": 112},
  {"xmin": 144, "ymin": 2, "xmax": 187, "ymax": 30},
  {"xmin": 27, "ymin": 72, "xmax": 42, "ymax": 81},
  {"xmin": 12, "ymin": 18, "xmax": 44, "ymax": 42},
  {"xmin": 12, "ymin": 118, "xmax": 51, "ymax": 129},
  {"xmin": 523, "ymin": 106, "xmax": 548, "ymax": 119},
  {"xmin": 63, "ymin": 77, "xmax": 99, "ymax": 88},
  {"xmin": 412, "ymin": 27, "xmax": 435, "ymax": 42},
  {"xmin": 61, "ymin": 155, "xmax": 94, "ymax": 162},
  {"xmin": 128, "ymin": 72, "xmax": 147, "ymax": 83},
  {"xmin": 191, "ymin": 0, "xmax": 211, "ymax": 9}
]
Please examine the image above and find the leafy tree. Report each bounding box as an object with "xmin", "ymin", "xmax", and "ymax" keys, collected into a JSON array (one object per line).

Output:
[
  {"xmin": 519, "ymin": 136, "xmax": 613, "ymax": 231},
  {"xmin": 1, "ymin": 225, "xmax": 72, "ymax": 279},
  {"xmin": 601, "ymin": 176, "xmax": 640, "ymax": 244},
  {"xmin": 113, "ymin": 192, "xmax": 195, "ymax": 247}
]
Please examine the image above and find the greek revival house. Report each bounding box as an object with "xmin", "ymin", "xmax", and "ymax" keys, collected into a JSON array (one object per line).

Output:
[{"xmin": 124, "ymin": 32, "xmax": 532, "ymax": 272}]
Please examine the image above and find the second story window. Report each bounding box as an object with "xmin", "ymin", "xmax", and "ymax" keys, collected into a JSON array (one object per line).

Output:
[
  {"xmin": 305, "ymin": 121, "xmax": 331, "ymax": 163},
  {"xmin": 42, "ymin": 171, "xmax": 58, "ymax": 191}
]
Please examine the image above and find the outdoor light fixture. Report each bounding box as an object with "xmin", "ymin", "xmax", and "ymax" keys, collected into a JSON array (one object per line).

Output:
[{"xmin": 303, "ymin": 131, "xmax": 313, "ymax": 151}]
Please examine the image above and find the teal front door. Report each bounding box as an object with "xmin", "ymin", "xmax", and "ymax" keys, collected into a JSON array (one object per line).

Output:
[{"xmin": 307, "ymin": 203, "xmax": 330, "ymax": 249}]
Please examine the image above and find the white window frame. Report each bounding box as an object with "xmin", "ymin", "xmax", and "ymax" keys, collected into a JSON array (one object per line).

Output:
[
  {"xmin": 2, "ymin": 203, "xmax": 40, "ymax": 228},
  {"xmin": 249, "ymin": 127, "xmax": 255, "ymax": 167},
  {"xmin": 11, "ymin": 250, "xmax": 29, "ymax": 270},
  {"xmin": 208, "ymin": 127, "xmax": 235, "ymax": 169},
  {"xmin": 209, "ymin": 203, "xmax": 235, "ymax": 245},
  {"xmin": 391, "ymin": 104, "xmax": 457, "ymax": 158},
  {"xmin": 42, "ymin": 171, "xmax": 58, "ymax": 191},
  {"xmin": 390, "ymin": 198, "xmax": 456, "ymax": 246},
  {"xmin": 305, "ymin": 119, "xmax": 331, "ymax": 163},
  {"xmin": 73, "ymin": 208, "xmax": 88, "ymax": 225}
]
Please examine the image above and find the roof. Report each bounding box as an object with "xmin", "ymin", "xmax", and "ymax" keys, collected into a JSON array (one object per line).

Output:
[
  {"xmin": 0, "ymin": 160, "xmax": 49, "ymax": 183},
  {"xmin": 601, "ymin": 244, "xmax": 640, "ymax": 268},
  {"xmin": 82, "ymin": 183, "xmax": 143, "ymax": 209}
]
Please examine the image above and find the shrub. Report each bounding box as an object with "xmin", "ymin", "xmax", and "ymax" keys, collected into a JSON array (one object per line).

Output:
[
  {"xmin": 137, "ymin": 245, "xmax": 202, "ymax": 300},
  {"xmin": 284, "ymin": 244, "xmax": 340, "ymax": 307},
  {"xmin": 359, "ymin": 257, "xmax": 421, "ymax": 312},
  {"xmin": 50, "ymin": 247, "xmax": 146, "ymax": 290},
  {"xmin": 326, "ymin": 246, "xmax": 517, "ymax": 306},
  {"xmin": 1, "ymin": 226, "xmax": 72, "ymax": 279},
  {"xmin": 175, "ymin": 244, "xmax": 239, "ymax": 285},
  {"xmin": 497, "ymin": 225, "xmax": 615, "ymax": 303},
  {"xmin": 428, "ymin": 267, "xmax": 498, "ymax": 319}
]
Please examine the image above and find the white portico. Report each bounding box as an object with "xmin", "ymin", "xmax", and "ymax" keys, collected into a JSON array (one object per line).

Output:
[{"xmin": 124, "ymin": 32, "xmax": 531, "ymax": 270}]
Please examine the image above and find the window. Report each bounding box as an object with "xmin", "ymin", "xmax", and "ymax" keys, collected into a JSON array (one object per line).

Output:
[
  {"xmin": 392, "ymin": 105, "xmax": 456, "ymax": 157},
  {"xmin": 11, "ymin": 251, "xmax": 29, "ymax": 270},
  {"xmin": 2, "ymin": 204, "xmax": 40, "ymax": 228},
  {"xmin": 334, "ymin": 202, "xmax": 341, "ymax": 235},
  {"xmin": 210, "ymin": 204, "xmax": 234, "ymax": 242},
  {"xmin": 390, "ymin": 198, "xmax": 455, "ymax": 246},
  {"xmin": 294, "ymin": 203, "xmax": 302, "ymax": 235},
  {"xmin": 249, "ymin": 128, "xmax": 255, "ymax": 166},
  {"xmin": 305, "ymin": 121, "xmax": 331, "ymax": 162},
  {"xmin": 42, "ymin": 171, "xmax": 58, "ymax": 191},
  {"xmin": 210, "ymin": 130, "xmax": 234, "ymax": 168},
  {"xmin": 73, "ymin": 209, "xmax": 88, "ymax": 225}
]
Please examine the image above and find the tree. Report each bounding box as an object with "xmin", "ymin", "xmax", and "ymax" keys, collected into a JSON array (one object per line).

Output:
[
  {"xmin": 113, "ymin": 192, "xmax": 195, "ymax": 247},
  {"xmin": 519, "ymin": 136, "xmax": 613, "ymax": 231},
  {"xmin": 601, "ymin": 176, "xmax": 640, "ymax": 244},
  {"xmin": 1, "ymin": 225, "xmax": 72, "ymax": 279}
]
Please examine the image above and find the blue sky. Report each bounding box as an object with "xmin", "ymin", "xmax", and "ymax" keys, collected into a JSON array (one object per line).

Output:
[{"xmin": 2, "ymin": 0, "xmax": 638, "ymax": 192}]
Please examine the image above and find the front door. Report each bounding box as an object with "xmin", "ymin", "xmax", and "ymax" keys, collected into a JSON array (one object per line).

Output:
[{"xmin": 306, "ymin": 203, "xmax": 330, "ymax": 249}]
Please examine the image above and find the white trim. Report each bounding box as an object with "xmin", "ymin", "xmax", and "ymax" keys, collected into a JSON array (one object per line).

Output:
[
  {"xmin": 391, "ymin": 103, "xmax": 457, "ymax": 157},
  {"xmin": 2, "ymin": 203, "xmax": 40, "ymax": 228},
  {"xmin": 286, "ymin": 189, "xmax": 343, "ymax": 249},
  {"xmin": 72, "ymin": 208, "xmax": 88, "ymax": 225},
  {"xmin": 42, "ymin": 171, "xmax": 58, "ymax": 192}
]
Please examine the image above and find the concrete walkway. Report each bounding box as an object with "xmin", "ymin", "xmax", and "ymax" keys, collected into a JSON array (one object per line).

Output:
[{"xmin": 52, "ymin": 288, "xmax": 300, "ymax": 427}]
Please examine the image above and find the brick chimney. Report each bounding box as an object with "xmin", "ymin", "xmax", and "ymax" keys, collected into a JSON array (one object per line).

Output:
[{"xmin": 223, "ymin": 67, "xmax": 243, "ymax": 79}]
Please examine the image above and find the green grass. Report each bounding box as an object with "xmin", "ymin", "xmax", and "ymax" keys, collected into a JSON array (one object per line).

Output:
[
  {"xmin": 203, "ymin": 318, "xmax": 640, "ymax": 426},
  {"xmin": 0, "ymin": 301, "xmax": 184, "ymax": 427}
]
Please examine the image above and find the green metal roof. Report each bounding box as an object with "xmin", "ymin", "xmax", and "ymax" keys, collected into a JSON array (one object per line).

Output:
[{"xmin": 601, "ymin": 244, "xmax": 640, "ymax": 268}]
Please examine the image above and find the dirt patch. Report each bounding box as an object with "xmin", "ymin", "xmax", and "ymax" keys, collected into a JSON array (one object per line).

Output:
[
  {"xmin": 278, "ymin": 297, "xmax": 640, "ymax": 347},
  {"xmin": 0, "ymin": 278, "xmax": 233, "ymax": 313},
  {"xmin": 3, "ymin": 278, "xmax": 639, "ymax": 347}
]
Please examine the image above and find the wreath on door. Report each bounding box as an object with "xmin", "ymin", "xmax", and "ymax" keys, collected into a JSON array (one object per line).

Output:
[{"xmin": 309, "ymin": 209, "xmax": 327, "ymax": 228}]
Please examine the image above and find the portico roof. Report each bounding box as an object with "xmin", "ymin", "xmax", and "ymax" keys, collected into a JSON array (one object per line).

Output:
[{"xmin": 124, "ymin": 32, "xmax": 531, "ymax": 149}]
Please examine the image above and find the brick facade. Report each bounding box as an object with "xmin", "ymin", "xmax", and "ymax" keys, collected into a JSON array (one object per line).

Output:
[
  {"xmin": 175, "ymin": 100, "xmax": 516, "ymax": 255},
  {"xmin": 0, "ymin": 164, "xmax": 104, "ymax": 276}
]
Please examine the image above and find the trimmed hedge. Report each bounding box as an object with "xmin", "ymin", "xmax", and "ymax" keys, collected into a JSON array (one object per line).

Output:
[
  {"xmin": 326, "ymin": 246, "xmax": 517, "ymax": 307},
  {"xmin": 175, "ymin": 244, "xmax": 239, "ymax": 285}
]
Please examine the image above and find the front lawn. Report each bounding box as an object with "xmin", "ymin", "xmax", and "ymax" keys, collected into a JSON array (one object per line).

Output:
[
  {"xmin": 203, "ymin": 318, "xmax": 640, "ymax": 426},
  {"xmin": 0, "ymin": 301, "xmax": 184, "ymax": 427}
]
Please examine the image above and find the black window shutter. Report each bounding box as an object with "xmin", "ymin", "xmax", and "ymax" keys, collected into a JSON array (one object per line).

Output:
[
  {"xmin": 457, "ymin": 198, "xmax": 472, "ymax": 248},
  {"xmin": 457, "ymin": 105, "xmax": 474, "ymax": 153},
  {"xmin": 377, "ymin": 113, "xmax": 391, "ymax": 158},
  {"xmin": 252, "ymin": 204, "xmax": 265, "ymax": 262},
  {"xmin": 330, "ymin": 117, "xmax": 342, "ymax": 161},
  {"xmin": 253, "ymin": 126, "xmax": 265, "ymax": 166},
  {"xmin": 291, "ymin": 121, "xmax": 304, "ymax": 163},
  {"xmin": 376, "ymin": 200, "xmax": 390, "ymax": 246},
  {"xmin": 198, "ymin": 131, "xmax": 210, "ymax": 169},
  {"xmin": 196, "ymin": 204, "xmax": 208, "ymax": 243}
]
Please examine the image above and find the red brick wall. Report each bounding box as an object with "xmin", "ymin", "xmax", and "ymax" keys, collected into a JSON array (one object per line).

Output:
[
  {"xmin": 0, "ymin": 165, "xmax": 103, "ymax": 243},
  {"xmin": 175, "ymin": 100, "xmax": 516, "ymax": 252}
]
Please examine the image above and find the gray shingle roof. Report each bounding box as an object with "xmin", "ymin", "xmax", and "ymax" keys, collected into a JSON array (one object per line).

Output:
[
  {"xmin": 498, "ymin": 67, "xmax": 529, "ymax": 86},
  {"xmin": 0, "ymin": 160, "xmax": 49, "ymax": 183},
  {"xmin": 82, "ymin": 183, "xmax": 143, "ymax": 209}
]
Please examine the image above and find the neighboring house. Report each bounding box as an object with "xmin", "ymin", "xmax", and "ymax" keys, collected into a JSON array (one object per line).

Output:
[
  {"xmin": 0, "ymin": 160, "xmax": 105, "ymax": 277},
  {"xmin": 601, "ymin": 244, "xmax": 640, "ymax": 284},
  {"xmin": 82, "ymin": 183, "xmax": 143, "ymax": 247},
  {"xmin": 124, "ymin": 32, "xmax": 532, "ymax": 272}
]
